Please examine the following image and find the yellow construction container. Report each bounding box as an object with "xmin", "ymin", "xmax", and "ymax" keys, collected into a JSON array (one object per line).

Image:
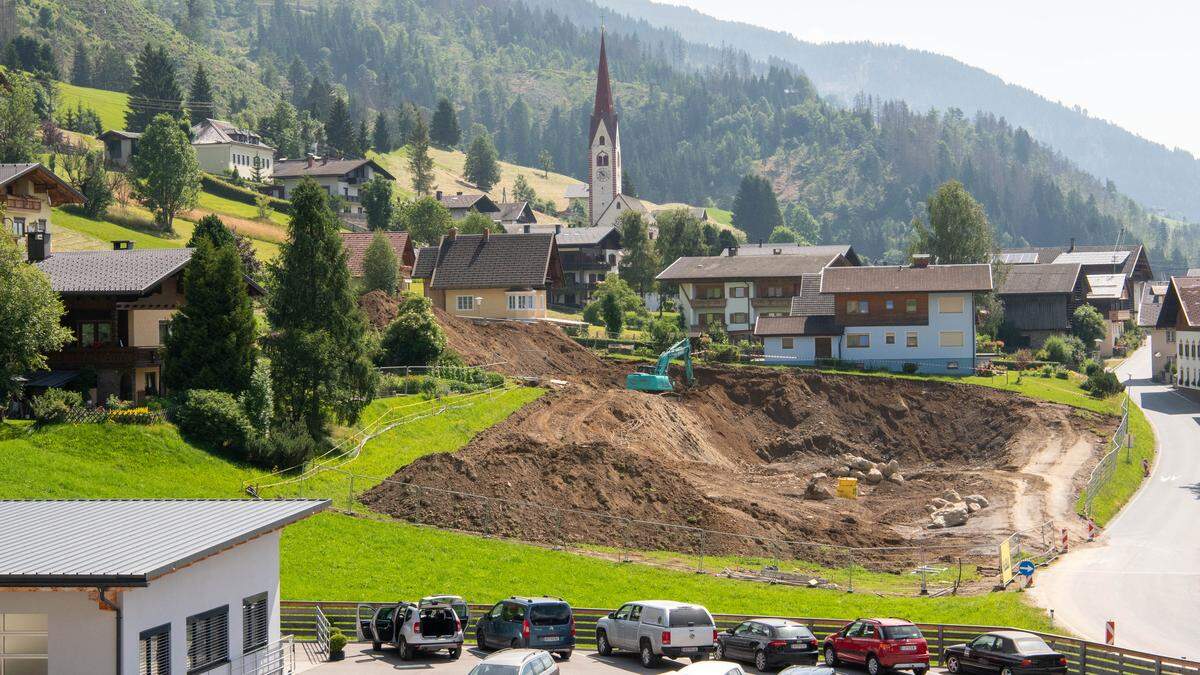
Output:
[{"xmin": 837, "ymin": 477, "xmax": 858, "ymax": 499}]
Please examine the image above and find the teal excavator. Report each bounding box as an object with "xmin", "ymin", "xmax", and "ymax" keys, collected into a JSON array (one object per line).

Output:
[{"xmin": 625, "ymin": 338, "xmax": 694, "ymax": 393}]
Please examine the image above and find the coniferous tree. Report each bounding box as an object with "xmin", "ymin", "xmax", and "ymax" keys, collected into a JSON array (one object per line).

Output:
[
  {"xmin": 430, "ymin": 97, "xmax": 460, "ymax": 148},
  {"xmin": 188, "ymin": 213, "xmax": 236, "ymax": 249},
  {"xmin": 372, "ymin": 110, "xmax": 392, "ymax": 153},
  {"xmin": 163, "ymin": 235, "xmax": 256, "ymax": 395},
  {"xmin": 622, "ymin": 169, "xmax": 637, "ymax": 198},
  {"xmin": 407, "ymin": 115, "xmax": 434, "ymax": 195},
  {"xmin": 265, "ymin": 179, "xmax": 376, "ymax": 436},
  {"xmin": 731, "ymin": 174, "xmax": 783, "ymax": 243},
  {"xmin": 0, "ymin": 70, "xmax": 40, "ymax": 163},
  {"xmin": 357, "ymin": 119, "xmax": 369, "ymax": 157},
  {"xmin": 187, "ymin": 64, "xmax": 216, "ymax": 126},
  {"xmin": 324, "ymin": 96, "xmax": 354, "ymax": 157},
  {"xmin": 501, "ymin": 97, "xmax": 531, "ymax": 164},
  {"xmin": 361, "ymin": 231, "xmax": 399, "ymax": 295},
  {"xmin": 303, "ymin": 76, "xmax": 332, "ymax": 122},
  {"xmin": 70, "ymin": 48, "xmax": 91, "ymax": 87},
  {"xmin": 93, "ymin": 46, "xmax": 134, "ymax": 92},
  {"xmin": 360, "ymin": 175, "xmax": 394, "ymax": 231},
  {"xmin": 616, "ymin": 211, "xmax": 659, "ymax": 297},
  {"xmin": 512, "ymin": 174, "xmax": 536, "ymax": 204},
  {"xmin": 125, "ymin": 44, "xmax": 183, "ymax": 132},
  {"xmin": 463, "ymin": 132, "xmax": 500, "ymax": 192},
  {"xmin": 287, "ymin": 57, "xmax": 308, "ymax": 108}
]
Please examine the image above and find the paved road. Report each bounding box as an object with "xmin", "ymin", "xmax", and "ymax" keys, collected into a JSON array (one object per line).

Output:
[
  {"xmin": 1031, "ymin": 344, "xmax": 1200, "ymax": 658},
  {"xmin": 302, "ymin": 645, "xmax": 949, "ymax": 675}
]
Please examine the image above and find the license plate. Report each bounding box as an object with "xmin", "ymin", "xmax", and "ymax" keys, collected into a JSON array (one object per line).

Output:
[
  {"xmin": 790, "ymin": 644, "xmax": 804, "ymax": 650},
  {"xmin": 901, "ymin": 646, "xmax": 917, "ymax": 652},
  {"xmin": 541, "ymin": 637, "xmax": 560, "ymax": 643},
  {"xmin": 682, "ymin": 647, "xmax": 699, "ymax": 653},
  {"xmin": 896, "ymin": 663, "xmax": 924, "ymax": 669}
]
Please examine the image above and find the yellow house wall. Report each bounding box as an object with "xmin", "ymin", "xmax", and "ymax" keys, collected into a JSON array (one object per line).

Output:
[
  {"xmin": 4, "ymin": 175, "xmax": 54, "ymax": 228},
  {"xmin": 443, "ymin": 287, "xmax": 548, "ymax": 320},
  {"xmin": 128, "ymin": 309, "xmax": 176, "ymax": 347},
  {"xmin": 194, "ymin": 143, "xmax": 276, "ymax": 178}
]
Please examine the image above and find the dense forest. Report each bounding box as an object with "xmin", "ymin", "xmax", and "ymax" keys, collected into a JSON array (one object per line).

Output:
[{"xmin": 5, "ymin": 0, "xmax": 1198, "ymax": 269}]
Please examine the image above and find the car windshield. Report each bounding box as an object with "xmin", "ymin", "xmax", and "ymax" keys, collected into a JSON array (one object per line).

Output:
[
  {"xmin": 774, "ymin": 626, "xmax": 815, "ymax": 640},
  {"xmin": 881, "ymin": 625, "xmax": 922, "ymax": 640},
  {"xmin": 529, "ymin": 603, "xmax": 572, "ymax": 625},
  {"xmin": 1015, "ymin": 637, "xmax": 1053, "ymax": 654},
  {"xmin": 470, "ymin": 665, "xmax": 519, "ymax": 675},
  {"xmin": 668, "ymin": 608, "xmax": 712, "ymax": 627}
]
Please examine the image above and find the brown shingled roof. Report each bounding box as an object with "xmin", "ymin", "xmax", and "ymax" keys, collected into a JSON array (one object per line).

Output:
[
  {"xmin": 339, "ymin": 231, "xmax": 414, "ymax": 278},
  {"xmin": 427, "ymin": 232, "xmax": 559, "ymax": 290},
  {"xmin": 821, "ymin": 264, "xmax": 992, "ymax": 294},
  {"xmin": 997, "ymin": 263, "xmax": 1082, "ymax": 295},
  {"xmin": 273, "ymin": 157, "xmax": 394, "ymax": 180}
]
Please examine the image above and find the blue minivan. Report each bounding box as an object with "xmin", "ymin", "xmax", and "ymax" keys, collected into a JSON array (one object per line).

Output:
[{"xmin": 474, "ymin": 597, "xmax": 575, "ymax": 659}]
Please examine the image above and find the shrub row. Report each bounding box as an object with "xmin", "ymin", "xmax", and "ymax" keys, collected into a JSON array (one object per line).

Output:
[
  {"xmin": 29, "ymin": 389, "xmax": 165, "ymax": 425},
  {"xmin": 200, "ymin": 174, "xmax": 292, "ymax": 214},
  {"xmin": 171, "ymin": 389, "xmax": 320, "ymax": 469}
]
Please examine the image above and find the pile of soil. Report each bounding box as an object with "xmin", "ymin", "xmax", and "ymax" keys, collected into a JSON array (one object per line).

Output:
[
  {"xmin": 359, "ymin": 290, "xmax": 399, "ymax": 330},
  {"xmin": 363, "ymin": 318, "xmax": 1110, "ymax": 560}
]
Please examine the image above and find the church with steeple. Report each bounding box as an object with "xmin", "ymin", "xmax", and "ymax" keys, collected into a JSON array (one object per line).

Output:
[{"xmin": 586, "ymin": 32, "xmax": 650, "ymax": 228}]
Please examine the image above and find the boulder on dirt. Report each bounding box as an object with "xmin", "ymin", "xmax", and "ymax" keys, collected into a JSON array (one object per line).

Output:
[
  {"xmin": 930, "ymin": 497, "xmax": 950, "ymax": 509},
  {"xmin": 882, "ymin": 459, "xmax": 900, "ymax": 477},
  {"xmin": 889, "ymin": 472, "xmax": 905, "ymax": 484},
  {"xmin": 830, "ymin": 466, "xmax": 849, "ymax": 478},
  {"xmin": 850, "ymin": 469, "xmax": 867, "ymax": 480},
  {"xmin": 864, "ymin": 468, "xmax": 884, "ymax": 485},
  {"xmin": 964, "ymin": 494, "xmax": 990, "ymax": 509},
  {"xmin": 851, "ymin": 457, "xmax": 874, "ymax": 471},
  {"xmin": 967, "ymin": 501, "xmax": 981, "ymax": 513},
  {"xmin": 804, "ymin": 477, "xmax": 834, "ymax": 501},
  {"xmin": 930, "ymin": 504, "xmax": 970, "ymax": 528},
  {"xmin": 942, "ymin": 489, "xmax": 962, "ymax": 503}
]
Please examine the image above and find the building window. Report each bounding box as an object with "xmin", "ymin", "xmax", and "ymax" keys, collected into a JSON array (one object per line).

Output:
[
  {"xmin": 596, "ymin": 151, "xmax": 609, "ymax": 167},
  {"xmin": 906, "ymin": 299, "xmax": 918, "ymax": 312},
  {"xmin": 846, "ymin": 334, "xmax": 869, "ymax": 348},
  {"xmin": 158, "ymin": 320, "xmax": 172, "ymax": 346},
  {"xmin": 731, "ymin": 286, "xmax": 746, "ymax": 298},
  {"xmin": 730, "ymin": 312, "xmax": 748, "ymax": 324},
  {"xmin": 598, "ymin": 136, "xmax": 605, "ymax": 146},
  {"xmin": 186, "ymin": 606, "xmax": 229, "ymax": 672},
  {"xmin": 939, "ymin": 296, "xmax": 965, "ymax": 313},
  {"xmin": 846, "ymin": 300, "xmax": 868, "ymax": 314},
  {"xmin": 885, "ymin": 299, "xmax": 894, "ymax": 310},
  {"xmin": 9, "ymin": 217, "xmax": 24, "ymax": 237},
  {"xmin": 906, "ymin": 332, "xmax": 919, "ymax": 348},
  {"xmin": 885, "ymin": 332, "xmax": 895, "ymax": 345},
  {"xmin": 1, "ymin": 613, "xmax": 47, "ymax": 675},
  {"xmin": 79, "ymin": 321, "xmax": 114, "ymax": 346},
  {"xmin": 699, "ymin": 286, "xmax": 723, "ymax": 300},
  {"xmin": 144, "ymin": 371, "xmax": 158, "ymax": 397},
  {"xmin": 781, "ymin": 337, "xmax": 794, "ymax": 349},
  {"xmin": 455, "ymin": 296, "xmax": 475, "ymax": 311},
  {"xmin": 139, "ymin": 623, "xmax": 170, "ymax": 675},
  {"xmin": 1167, "ymin": 329, "xmax": 1176, "ymax": 343},
  {"xmin": 243, "ymin": 593, "xmax": 269, "ymax": 653},
  {"xmin": 939, "ymin": 331, "xmax": 965, "ymax": 347},
  {"xmin": 508, "ymin": 294, "xmax": 536, "ymax": 311}
]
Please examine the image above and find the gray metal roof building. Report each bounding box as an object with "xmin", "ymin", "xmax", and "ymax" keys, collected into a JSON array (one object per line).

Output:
[
  {"xmin": 34, "ymin": 249, "xmax": 194, "ymax": 294},
  {"xmin": 0, "ymin": 499, "xmax": 328, "ymax": 587}
]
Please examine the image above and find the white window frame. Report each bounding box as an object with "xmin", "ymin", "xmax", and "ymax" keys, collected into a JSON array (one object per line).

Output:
[
  {"xmin": 939, "ymin": 331, "xmax": 965, "ymax": 347},
  {"xmin": 846, "ymin": 333, "xmax": 869, "ymax": 349},
  {"xmin": 906, "ymin": 332, "xmax": 919, "ymax": 348},
  {"xmin": 507, "ymin": 294, "xmax": 536, "ymax": 311},
  {"xmin": 730, "ymin": 286, "xmax": 747, "ymax": 298},
  {"xmin": 456, "ymin": 295, "xmax": 475, "ymax": 311},
  {"xmin": 885, "ymin": 332, "xmax": 895, "ymax": 345}
]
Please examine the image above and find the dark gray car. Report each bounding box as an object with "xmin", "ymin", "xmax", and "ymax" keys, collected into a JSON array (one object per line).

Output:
[{"xmin": 475, "ymin": 597, "xmax": 575, "ymax": 659}]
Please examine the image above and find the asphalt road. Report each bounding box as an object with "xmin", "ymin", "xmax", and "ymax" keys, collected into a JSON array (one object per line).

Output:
[
  {"xmin": 302, "ymin": 645, "xmax": 949, "ymax": 675},
  {"xmin": 1031, "ymin": 344, "xmax": 1200, "ymax": 658}
]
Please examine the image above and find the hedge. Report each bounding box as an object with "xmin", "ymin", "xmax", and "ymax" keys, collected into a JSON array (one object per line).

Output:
[{"xmin": 201, "ymin": 174, "xmax": 292, "ymax": 214}]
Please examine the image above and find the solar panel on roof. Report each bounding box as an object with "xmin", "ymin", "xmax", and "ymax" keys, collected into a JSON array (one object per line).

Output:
[{"xmin": 1054, "ymin": 250, "xmax": 1129, "ymax": 266}]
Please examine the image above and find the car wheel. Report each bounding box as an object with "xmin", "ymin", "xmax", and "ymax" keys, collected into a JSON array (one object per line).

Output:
[
  {"xmin": 824, "ymin": 647, "xmax": 839, "ymax": 667},
  {"xmin": 714, "ymin": 642, "xmax": 726, "ymax": 661},
  {"xmin": 476, "ymin": 630, "xmax": 487, "ymax": 650},
  {"xmin": 640, "ymin": 641, "xmax": 662, "ymax": 668},
  {"xmin": 867, "ymin": 654, "xmax": 882, "ymax": 675},
  {"xmin": 449, "ymin": 647, "xmax": 462, "ymax": 660},
  {"xmin": 946, "ymin": 656, "xmax": 960, "ymax": 674},
  {"xmin": 558, "ymin": 652, "xmax": 572, "ymax": 661},
  {"xmin": 755, "ymin": 650, "xmax": 769, "ymax": 672},
  {"xmin": 1001, "ymin": 669, "xmax": 1014, "ymax": 675},
  {"xmin": 397, "ymin": 638, "xmax": 412, "ymax": 661},
  {"xmin": 596, "ymin": 630, "xmax": 612, "ymax": 656},
  {"xmin": 371, "ymin": 641, "xmax": 381, "ymax": 651}
]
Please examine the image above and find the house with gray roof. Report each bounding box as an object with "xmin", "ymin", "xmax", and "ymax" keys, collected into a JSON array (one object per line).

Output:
[
  {"xmin": 270, "ymin": 156, "xmax": 394, "ymax": 216},
  {"xmin": 29, "ymin": 245, "xmax": 261, "ymax": 405},
  {"xmin": 419, "ymin": 228, "xmax": 561, "ymax": 320},
  {"xmin": 2, "ymin": 163, "xmax": 85, "ymax": 261},
  {"xmin": 191, "ymin": 118, "xmax": 276, "ymax": 180},
  {"xmin": 435, "ymin": 190, "xmax": 500, "ymax": 220},
  {"xmin": 0, "ymin": 498, "xmax": 326, "ymax": 675},
  {"xmin": 1139, "ymin": 281, "xmax": 1174, "ymax": 381},
  {"xmin": 995, "ymin": 263, "xmax": 1087, "ymax": 349}
]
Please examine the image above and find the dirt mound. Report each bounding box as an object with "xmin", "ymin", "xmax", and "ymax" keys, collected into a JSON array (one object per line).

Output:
[
  {"xmin": 434, "ymin": 310, "xmax": 615, "ymax": 382},
  {"xmin": 359, "ymin": 290, "xmax": 399, "ymax": 330}
]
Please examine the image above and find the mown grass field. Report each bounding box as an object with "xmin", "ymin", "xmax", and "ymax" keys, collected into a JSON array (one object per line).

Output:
[{"xmin": 57, "ymin": 81, "xmax": 128, "ymax": 132}]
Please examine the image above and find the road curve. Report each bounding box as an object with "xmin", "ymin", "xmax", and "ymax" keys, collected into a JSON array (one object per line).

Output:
[{"xmin": 1031, "ymin": 344, "xmax": 1200, "ymax": 659}]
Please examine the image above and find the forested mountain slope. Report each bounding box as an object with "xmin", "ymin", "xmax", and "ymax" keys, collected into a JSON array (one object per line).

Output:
[
  {"xmin": 10, "ymin": 0, "xmax": 1197, "ymax": 267},
  {"xmin": 586, "ymin": 0, "xmax": 1200, "ymax": 224}
]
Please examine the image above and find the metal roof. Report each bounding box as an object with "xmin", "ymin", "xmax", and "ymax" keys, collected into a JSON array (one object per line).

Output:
[
  {"xmin": 657, "ymin": 253, "xmax": 839, "ymax": 282},
  {"xmin": 555, "ymin": 226, "xmax": 620, "ymax": 247},
  {"xmin": 0, "ymin": 499, "xmax": 328, "ymax": 587},
  {"xmin": 1054, "ymin": 250, "xmax": 1130, "ymax": 266},
  {"xmin": 35, "ymin": 248, "xmax": 194, "ymax": 294},
  {"xmin": 997, "ymin": 263, "xmax": 1082, "ymax": 295},
  {"xmin": 821, "ymin": 264, "xmax": 993, "ymax": 294},
  {"xmin": 723, "ymin": 243, "xmax": 855, "ymax": 259},
  {"xmin": 1086, "ymin": 273, "xmax": 1126, "ymax": 299}
]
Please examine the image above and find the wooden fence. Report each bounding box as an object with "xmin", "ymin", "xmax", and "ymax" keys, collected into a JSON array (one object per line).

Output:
[{"xmin": 281, "ymin": 601, "xmax": 1197, "ymax": 675}]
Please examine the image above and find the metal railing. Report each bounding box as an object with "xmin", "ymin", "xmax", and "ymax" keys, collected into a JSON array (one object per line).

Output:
[
  {"xmin": 231, "ymin": 635, "xmax": 295, "ymax": 675},
  {"xmin": 1080, "ymin": 397, "xmax": 1131, "ymax": 517},
  {"xmin": 315, "ymin": 606, "xmax": 331, "ymax": 655},
  {"xmin": 282, "ymin": 602, "xmax": 1199, "ymax": 675}
]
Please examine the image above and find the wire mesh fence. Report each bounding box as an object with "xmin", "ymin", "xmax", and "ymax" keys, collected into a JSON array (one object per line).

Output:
[{"xmin": 1080, "ymin": 396, "xmax": 1130, "ymax": 517}]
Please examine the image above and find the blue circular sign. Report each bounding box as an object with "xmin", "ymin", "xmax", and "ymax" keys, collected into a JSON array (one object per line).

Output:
[{"xmin": 1017, "ymin": 560, "xmax": 1036, "ymax": 576}]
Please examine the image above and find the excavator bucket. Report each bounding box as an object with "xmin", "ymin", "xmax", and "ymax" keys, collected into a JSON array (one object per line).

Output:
[{"xmin": 625, "ymin": 372, "xmax": 674, "ymax": 392}]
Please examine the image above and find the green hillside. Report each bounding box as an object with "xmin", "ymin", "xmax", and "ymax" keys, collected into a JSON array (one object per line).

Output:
[{"xmin": 57, "ymin": 81, "xmax": 127, "ymax": 131}]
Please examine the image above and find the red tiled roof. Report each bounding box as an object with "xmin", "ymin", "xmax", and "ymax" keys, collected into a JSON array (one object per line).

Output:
[{"xmin": 339, "ymin": 232, "xmax": 413, "ymax": 277}]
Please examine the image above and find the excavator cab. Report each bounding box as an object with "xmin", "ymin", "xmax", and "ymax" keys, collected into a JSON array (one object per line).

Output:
[{"xmin": 626, "ymin": 338, "xmax": 693, "ymax": 393}]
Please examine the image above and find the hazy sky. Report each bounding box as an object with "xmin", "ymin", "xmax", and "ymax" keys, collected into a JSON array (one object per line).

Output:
[{"xmin": 670, "ymin": 1, "xmax": 1199, "ymax": 155}]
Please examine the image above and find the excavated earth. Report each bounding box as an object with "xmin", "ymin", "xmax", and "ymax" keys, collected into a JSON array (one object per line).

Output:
[{"xmin": 363, "ymin": 315, "xmax": 1113, "ymax": 563}]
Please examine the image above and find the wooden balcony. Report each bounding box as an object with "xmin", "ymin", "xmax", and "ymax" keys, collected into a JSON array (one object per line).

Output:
[
  {"xmin": 4, "ymin": 196, "xmax": 42, "ymax": 212},
  {"xmin": 47, "ymin": 346, "xmax": 160, "ymax": 370},
  {"xmin": 689, "ymin": 297, "xmax": 726, "ymax": 309},
  {"xmin": 750, "ymin": 296, "xmax": 792, "ymax": 309}
]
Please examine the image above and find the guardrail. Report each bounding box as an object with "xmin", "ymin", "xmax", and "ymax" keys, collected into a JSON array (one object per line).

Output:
[
  {"xmin": 282, "ymin": 602, "xmax": 1197, "ymax": 674},
  {"xmin": 314, "ymin": 606, "xmax": 331, "ymax": 655}
]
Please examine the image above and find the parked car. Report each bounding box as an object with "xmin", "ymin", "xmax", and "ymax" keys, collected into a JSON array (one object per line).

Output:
[
  {"xmin": 780, "ymin": 667, "xmax": 834, "ymax": 675},
  {"xmin": 676, "ymin": 661, "xmax": 746, "ymax": 675},
  {"xmin": 424, "ymin": 595, "xmax": 470, "ymax": 626},
  {"xmin": 823, "ymin": 618, "xmax": 929, "ymax": 675},
  {"xmin": 716, "ymin": 619, "xmax": 820, "ymax": 671},
  {"xmin": 359, "ymin": 597, "xmax": 464, "ymax": 660},
  {"xmin": 941, "ymin": 631, "xmax": 1069, "ymax": 675},
  {"xmin": 475, "ymin": 596, "xmax": 576, "ymax": 659},
  {"xmin": 467, "ymin": 649, "xmax": 560, "ymax": 675},
  {"xmin": 594, "ymin": 600, "xmax": 718, "ymax": 667}
]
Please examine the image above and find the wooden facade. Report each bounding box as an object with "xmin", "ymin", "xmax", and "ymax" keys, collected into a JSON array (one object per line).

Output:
[{"xmin": 834, "ymin": 292, "xmax": 928, "ymax": 327}]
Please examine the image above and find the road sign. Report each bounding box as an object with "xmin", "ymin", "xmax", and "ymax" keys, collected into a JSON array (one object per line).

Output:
[
  {"xmin": 1017, "ymin": 560, "xmax": 1036, "ymax": 576},
  {"xmin": 1105, "ymin": 620, "xmax": 1116, "ymax": 645},
  {"xmin": 999, "ymin": 539, "xmax": 1013, "ymax": 584}
]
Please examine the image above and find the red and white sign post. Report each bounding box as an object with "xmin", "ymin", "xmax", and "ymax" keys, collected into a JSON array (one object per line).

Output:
[
  {"xmin": 1105, "ymin": 620, "xmax": 1116, "ymax": 645},
  {"xmin": 1087, "ymin": 518, "xmax": 1098, "ymax": 541},
  {"xmin": 1061, "ymin": 528, "xmax": 1069, "ymax": 552}
]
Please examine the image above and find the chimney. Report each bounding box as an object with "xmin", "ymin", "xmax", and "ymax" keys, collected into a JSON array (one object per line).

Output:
[
  {"xmin": 1069, "ymin": 237, "xmax": 1076, "ymax": 252},
  {"xmin": 112, "ymin": 240, "xmax": 135, "ymax": 251},
  {"xmin": 26, "ymin": 230, "xmax": 50, "ymax": 262},
  {"xmin": 911, "ymin": 253, "xmax": 931, "ymax": 268},
  {"xmin": 435, "ymin": 190, "xmax": 443, "ymax": 201},
  {"xmin": 523, "ymin": 224, "xmax": 531, "ymax": 234},
  {"xmin": 306, "ymin": 154, "xmax": 314, "ymax": 169},
  {"xmin": 446, "ymin": 227, "xmax": 457, "ymax": 241},
  {"xmin": 555, "ymin": 223, "xmax": 562, "ymax": 234}
]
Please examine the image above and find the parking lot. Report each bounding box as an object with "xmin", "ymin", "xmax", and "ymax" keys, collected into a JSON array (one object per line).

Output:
[{"xmin": 298, "ymin": 644, "xmax": 949, "ymax": 675}]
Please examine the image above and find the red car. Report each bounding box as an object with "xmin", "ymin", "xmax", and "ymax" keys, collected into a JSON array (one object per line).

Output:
[{"xmin": 823, "ymin": 618, "xmax": 929, "ymax": 675}]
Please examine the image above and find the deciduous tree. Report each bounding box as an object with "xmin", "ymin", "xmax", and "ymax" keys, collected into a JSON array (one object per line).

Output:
[
  {"xmin": 910, "ymin": 180, "xmax": 994, "ymax": 264},
  {"xmin": 397, "ymin": 196, "xmax": 452, "ymax": 245},
  {"xmin": 132, "ymin": 113, "xmax": 200, "ymax": 233},
  {"xmin": 361, "ymin": 231, "xmax": 399, "ymax": 295},
  {"xmin": 0, "ymin": 69, "xmax": 39, "ymax": 163},
  {"xmin": 360, "ymin": 174, "xmax": 395, "ymax": 231},
  {"xmin": 380, "ymin": 293, "xmax": 445, "ymax": 367},
  {"xmin": 616, "ymin": 211, "xmax": 658, "ymax": 296}
]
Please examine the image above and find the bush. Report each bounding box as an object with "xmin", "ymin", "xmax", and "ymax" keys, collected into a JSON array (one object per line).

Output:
[
  {"xmin": 582, "ymin": 302, "xmax": 602, "ymax": 326},
  {"xmin": 30, "ymin": 388, "xmax": 83, "ymax": 425},
  {"xmin": 706, "ymin": 341, "xmax": 738, "ymax": 363},
  {"xmin": 419, "ymin": 378, "xmax": 451, "ymax": 399},
  {"xmin": 1082, "ymin": 359, "xmax": 1101, "ymax": 376},
  {"xmin": 1041, "ymin": 334, "xmax": 1085, "ymax": 368},
  {"xmin": 328, "ymin": 628, "xmax": 348, "ymax": 655},
  {"xmin": 647, "ymin": 317, "xmax": 684, "ymax": 353},
  {"xmin": 247, "ymin": 420, "xmax": 322, "ymax": 469},
  {"xmin": 1055, "ymin": 370, "xmax": 1069, "ymax": 379},
  {"xmin": 901, "ymin": 362, "xmax": 919, "ymax": 374},
  {"xmin": 380, "ymin": 294, "xmax": 446, "ymax": 367},
  {"xmin": 1012, "ymin": 348, "xmax": 1034, "ymax": 372},
  {"xmin": 238, "ymin": 360, "xmax": 274, "ymax": 434},
  {"xmin": 172, "ymin": 389, "xmax": 253, "ymax": 454},
  {"xmin": 1072, "ymin": 304, "xmax": 1107, "ymax": 348},
  {"xmin": 200, "ymin": 174, "xmax": 291, "ymax": 214},
  {"xmin": 1084, "ymin": 370, "xmax": 1124, "ymax": 398}
]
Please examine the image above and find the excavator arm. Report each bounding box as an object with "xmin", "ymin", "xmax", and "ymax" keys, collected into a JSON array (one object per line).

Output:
[{"xmin": 627, "ymin": 338, "xmax": 693, "ymax": 392}]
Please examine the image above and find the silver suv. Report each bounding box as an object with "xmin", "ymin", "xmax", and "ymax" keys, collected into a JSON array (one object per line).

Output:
[{"xmin": 594, "ymin": 600, "xmax": 717, "ymax": 667}]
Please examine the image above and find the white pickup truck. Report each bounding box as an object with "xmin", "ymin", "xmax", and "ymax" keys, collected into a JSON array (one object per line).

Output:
[
  {"xmin": 594, "ymin": 600, "xmax": 717, "ymax": 668},
  {"xmin": 358, "ymin": 597, "xmax": 465, "ymax": 660}
]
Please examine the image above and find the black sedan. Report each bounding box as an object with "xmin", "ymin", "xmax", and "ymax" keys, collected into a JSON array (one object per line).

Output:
[
  {"xmin": 942, "ymin": 631, "xmax": 1069, "ymax": 675},
  {"xmin": 715, "ymin": 619, "xmax": 820, "ymax": 671}
]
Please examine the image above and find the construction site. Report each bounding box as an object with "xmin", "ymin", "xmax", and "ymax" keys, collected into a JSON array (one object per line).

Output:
[{"xmin": 362, "ymin": 313, "xmax": 1115, "ymax": 578}]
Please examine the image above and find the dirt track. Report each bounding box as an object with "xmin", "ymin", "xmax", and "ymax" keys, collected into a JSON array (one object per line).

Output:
[{"xmin": 363, "ymin": 317, "xmax": 1112, "ymax": 561}]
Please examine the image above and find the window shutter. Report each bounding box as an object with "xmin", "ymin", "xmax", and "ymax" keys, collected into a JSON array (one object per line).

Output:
[
  {"xmin": 186, "ymin": 606, "xmax": 229, "ymax": 671},
  {"xmin": 138, "ymin": 625, "xmax": 170, "ymax": 675},
  {"xmin": 243, "ymin": 593, "xmax": 270, "ymax": 652}
]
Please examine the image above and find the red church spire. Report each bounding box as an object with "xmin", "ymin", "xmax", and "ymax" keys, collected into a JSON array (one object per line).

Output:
[{"xmin": 593, "ymin": 30, "xmax": 614, "ymax": 118}]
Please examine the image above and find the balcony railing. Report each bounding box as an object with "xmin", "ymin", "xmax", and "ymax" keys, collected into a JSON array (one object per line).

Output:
[
  {"xmin": 689, "ymin": 297, "xmax": 726, "ymax": 309},
  {"xmin": 47, "ymin": 346, "xmax": 160, "ymax": 369},
  {"xmin": 230, "ymin": 635, "xmax": 295, "ymax": 675},
  {"xmin": 4, "ymin": 196, "xmax": 41, "ymax": 211},
  {"xmin": 750, "ymin": 296, "xmax": 792, "ymax": 309}
]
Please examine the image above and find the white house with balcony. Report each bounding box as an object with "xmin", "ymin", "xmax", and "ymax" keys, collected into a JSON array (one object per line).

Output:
[{"xmin": 0, "ymin": 499, "xmax": 327, "ymax": 675}]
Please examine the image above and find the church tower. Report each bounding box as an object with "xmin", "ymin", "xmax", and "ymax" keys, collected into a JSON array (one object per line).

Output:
[{"xmin": 588, "ymin": 32, "xmax": 622, "ymax": 226}]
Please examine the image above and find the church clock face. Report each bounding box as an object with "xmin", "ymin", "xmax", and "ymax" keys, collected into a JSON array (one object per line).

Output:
[{"xmin": 596, "ymin": 168, "xmax": 609, "ymax": 181}]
